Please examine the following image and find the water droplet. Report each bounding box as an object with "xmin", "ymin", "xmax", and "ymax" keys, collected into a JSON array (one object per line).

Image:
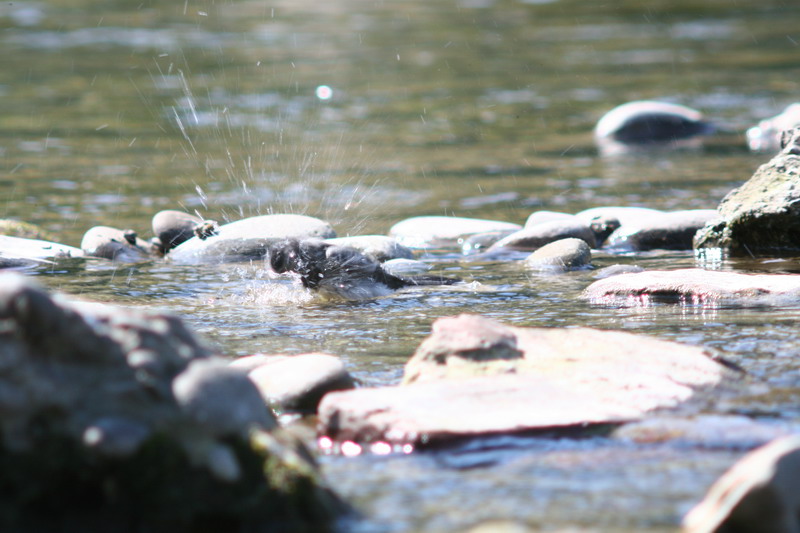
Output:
[{"xmin": 315, "ymin": 85, "xmax": 333, "ymax": 100}]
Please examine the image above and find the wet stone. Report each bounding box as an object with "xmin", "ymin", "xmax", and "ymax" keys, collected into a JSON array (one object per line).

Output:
[
  {"xmin": 389, "ymin": 216, "xmax": 522, "ymax": 249},
  {"xmin": 487, "ymin": 219, "xmax": 596, "ymax": 253},
  {"xmin": 604, "ymin": 209, "xmax": 718, "ymax": 252},
  {"xmin": 325, "ymin": 235, "xmax": 414, "ymax": 262},
  {"xmin": 0, "ymin": 235, "xmax": 83, "ymax": 267},
  {"xmin": 524, "ymin": 238, "xmax": 592, "ymax": 272},
  {"xmin": 151, "ymin": 209, "xmax": 203, "ymax": 253},
  {"xmin": 81, "ymin": 225, "xmax": 152, "ymax": 261}
]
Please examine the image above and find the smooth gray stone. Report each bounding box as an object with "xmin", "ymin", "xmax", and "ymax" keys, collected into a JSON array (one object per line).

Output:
[
  {"xmin": 460, "ymin": 229, "xmax": 518, "ymax": 255},
  {"xmin": 0, "ymin": 235, "xmax": 83, "ymax": 267},
  {"xmin": 152, "ymin": 210, "xmax": 203, "ymax": 253},
  {"xmin": 584, "ymin": 268, "xmax": 800, "ymax": 305},
  {"xmin": 683, "ymin": 435, "xmax": 800, "ymax": 533},
  {"xmin": 168, "ymin": 214, "xmax": 336, "ymax": 264},
  {"xmin": 595, "ymin": 100, "xmax": 714, "ymax": 155},
  {"xmin": 488, "ymin": 219, "xmax": 596, "ymax": 252},
  {"xmin": 524, "ymin": 238, "xmax": 592, "ymax": 271},
  {"xmin": 382, "ymin": 258, "xmax": 432, "ymax": 276},
  {"xmin": 695, "ymin": 128, "xmax": 800, "ymax": 257},
  {"xmin": 246, "ymin": 353, "xmax": 355, "ymax": 414},
  {"xmin": 747, "ymin": 103, "xmax": 800, "ymax": 152},
  {"xmin": 80, "ymin": 226, "xmax": 151, "ymax": 261},
  {"xmin": 575, "ymin": 206, "xmax": 664, "ymax": 228},
  {"xmin": 605, "ymin": 209, "xmax": 718, "ymax": 251},
  {"xmin": 325, "ymin": 235, "xmax": 414, "ymax": 262},
  {"xmin": 318, "ymin": 314, "xmax": 730, "ymax": 445},
  {"xmin": 389, "ymin": 216, "xmax": 522, "ymax": 249},
  {"xmin": 524, "ymin": 210, "xmax": 576, "ymax": 228}
]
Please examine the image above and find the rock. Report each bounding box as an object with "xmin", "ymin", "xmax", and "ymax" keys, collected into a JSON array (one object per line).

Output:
[
  {"xmin": 487, "ymin": 219, "xmax": 596, "ymax": 252},
  {"xmin": 460, "ymin": 229, "xmax": 519, "ymax": 255},
  {"xmin": 389, "ymin": 216, "xmax": 522, "ymax": 249},
  {"xmin": 524, "ymin": 238, "xmax": 592, "ymax": 271},
  {"xmin": 382, "ymin": 258, "xmax": 433, "ymax": 276},
  {"xmin": 80, "ymin": 225, "xmax": 152, "ymax": 261},
  {"xmin": 695, "ymin": 128, "xmax": 800, "ymax": 257},
  {"xmin": 588, "ymin": 214, "xmax": 621, "ymax": 246},
  {"xmin": 683, "ymin": 435, "xmax": 800, "ymax": 533},
  {"xmin": 614, "ymin": 415, "xmax": 795, "ymax": 449},
  {"xmin": 246, "ymin": 353, "xmax": 355, "ymax": 413},
  {"xmin": 747, "ymin": 103, "xmax": 800, "ymax": 152},
  {"xmin": 151, "ymin": 209, "xmax": 204, "ymax": 253},
  {"xmin": 583, "ymin": 268, "xmax": 800, "ymax": 305},
  {"xmin": 325, "ymin": 235, "xmax": 414, "ymax": 262},
  {"xmin": 168, "ymin": 214, "xmax": 336, "ymax": 264},
  {"xmin": 595, "ymin": 100, "xmax": 714, "ymax": 155},
  {"xmin": 0, "ymin": 273, "xmax": 344, "ymax": 532},
  {"xmin": 0, "ymin": 219, "xmax": 57, "ymax": 241},
  {"xmin": 524, "ymin": 211, "xmax": 576, "ymax": 227},
  {"xmin": 0, "ymin": 235, "xmax": 83, "ymax": 268},
  {"xmin": 604, "ymin": 209, "xmax": 718, "ymax": 251},
  {"xmin": 575, "ymin": 206, "xmax": 664, "ymax": 228},
  {"xmin": 318, "ymin": 314, "xmax": 730, "ymax": 445}
]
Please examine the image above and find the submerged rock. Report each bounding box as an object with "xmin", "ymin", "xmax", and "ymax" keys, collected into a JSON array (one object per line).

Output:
[
  {"xmin": 575, "ymin": 206, "xmax": 664, "ymax": 228},
  {"xmin": 244, "ymin": 353, "xmax": 355, "ymax": 414},
  {"xmin": 694, "ymin": 128, "xmax": 800, "ymax": 257},
  {"xmin": 604, "ymin": 209, "xmax": 717, "ymax": 252},
  {"xmin": 747, "ymin": 103, "xmax": 800, "ymax": 152},
  {"xmin": 168, "ymin": 214, "xmax": 336, "ymax": 264},
  {"xmin": 389, "ymin": 216, "xmax": 522, "ymax": 249},
  {"xmin": 0, "ymin": 273, "xmax": 344, "ymax": 532},
  {"xmin": 81, "ymin": 225, "xmax": 152, "ymax": 261},
  {"xmin": 595, "ymin": 100, "xmax": 714, "ymax": 155},
  {"xmin": 524, "ymin": 238, "xmax": 592, "ymax": 271},
  {"xmin": 487, "ymin": 219, "xmax": 596, "ymax": 252},
  {"xmin": 683, "ymin": 435, "xmax": 800, "ymax": 533},
  {"xmin": 583, "ymin": 268, "xmax": 800, "ymax": 305},
  {"xmin": 318, "ymin": 314, "xmax": 730, "ymax": 445}
]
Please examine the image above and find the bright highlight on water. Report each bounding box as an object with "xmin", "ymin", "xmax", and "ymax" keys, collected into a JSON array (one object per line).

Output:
[{"xmin": 315, "ymin": 85, "xmax": 333, "ymax": 100}]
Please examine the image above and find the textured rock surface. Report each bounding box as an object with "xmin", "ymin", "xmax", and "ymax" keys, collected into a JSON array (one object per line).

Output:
[
  {"xmin": 168, "ymin": 214, "xmax": 336, "ymax": 264},
  {"xmin": 524, "ymin": 238, "xmax": 592, "ymax": 271},
  {"xmin": 0, "ymin": 273, "xmax": 344, "ymax": 532},
  {"xmin": 683, "ymin": 435, "xmax": 800, "ymax": 533},
  {"xmin": 583, "ymin": 268, "xmax": 800, "ymax": 305},
  {"xmin": 389, "ymin": 216, "xmax": 521, "ymax": 249},
  {"xmin": 695, "ymin": 131, "xmax": 800, "ymax": 256},
  {"xmin": 318, "ymin": 314, "xmax": 730, "ymax": 445}
]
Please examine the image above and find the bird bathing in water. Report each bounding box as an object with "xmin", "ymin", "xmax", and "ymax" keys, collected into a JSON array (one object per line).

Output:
[{"xmin": 268, "ymin": 239, "xmax": 459, "ymax": 301}]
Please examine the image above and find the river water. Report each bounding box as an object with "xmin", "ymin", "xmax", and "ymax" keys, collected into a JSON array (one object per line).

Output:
[{"xmin": 3, "ymin": 1, "xmax": 800, "ymax": 531}]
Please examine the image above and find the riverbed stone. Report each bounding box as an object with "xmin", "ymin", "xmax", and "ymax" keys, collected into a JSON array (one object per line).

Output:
[
  {"xmin": 595, "ymin": 100, "xmax": 714, "ymax": 155},
  {"xmin": 747, "ymin": 103, "xmax": 800, "ymax": 152},
  {"xmin": 0, "ymin": 234, "xmax": 84, "ymax": 268},
  {"xmin": 80, "ymin": 225, "xmax": 152, "ymax": 261},
  {"xmin": 318, "ymin": 314, "xmax": 729, "ymax": 445},
  {"xmin": 694, "ymin": 128, "xmax": 800, "ymax": 257},
  {"xmin": 389, "ymin": 216, "xmax": 522, "ymax": 249},
  {"xmin": 0, "ymin": 273, "xmax": 344, "ymax": 532},
  {"xmin": 524, "ymin": 238, "xmax": 592, "ymax": 271},
  {"xmin": 575, "ymin": 206, "xmax": 664, "ymax": 227},
  {"xmin": 583, "ymin": 268, "xmax": 800, "ymax": 305},
  {"xmin": 151, "ymin": 209, "xmax": 204, "ymax": 253},
  {"xmin": 604, "ymin": 209, "xmax": 717, "ymax": 251},
  {"xmin": 246, "ymin": 353, "xmax": 356, "ymax": 414},
  {"xmin": 168, "ymin": 213, "xmax": 336, "ymax": 264},
  {"xmin": 524, "ymin": 210, "xmax": 576, "ymax": 227},
  {"xmin": 0, "ymin": 219, "xmax": 57, "ymax": 241},
  {"xmin": 487, "ymin": 219, "xmax": 596, "ymax": 252},
  {"xmin": 683, "ymin": 435, "xmax": 800, "ymax": 533},
  {"xmin": 325, "ymin": 235, "xmax": 414, "ymax": 262}
]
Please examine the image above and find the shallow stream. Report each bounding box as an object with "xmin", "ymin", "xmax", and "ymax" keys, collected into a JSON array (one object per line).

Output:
[{"xmin": 3, "ymin": 1, "xmax": 800, "ymax": 531}]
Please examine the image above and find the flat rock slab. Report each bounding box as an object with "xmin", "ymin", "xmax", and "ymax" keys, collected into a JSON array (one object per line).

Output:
[
  {"xmin": 0, "ymin": 235, "xmax": 83, "ymax": 264},
  {"xmin": 584, "ymin": 268, "xmax": 800, "ymax": 305},
  {"xmin": 605, "ymin": 209, "xmax": 718, "ymax": 252},
  {"xmin": 318, "ymin": 314, "xmax": 729, "ymax": 445},
  {"xmin": 168, "ymin": 214, "xmax": 335, "ymax": 264}
]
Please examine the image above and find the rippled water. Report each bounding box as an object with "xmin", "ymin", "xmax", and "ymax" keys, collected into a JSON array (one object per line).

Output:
[{"xmin": 3, "ymin": 1, "xmax": 800, "ymax": 531}]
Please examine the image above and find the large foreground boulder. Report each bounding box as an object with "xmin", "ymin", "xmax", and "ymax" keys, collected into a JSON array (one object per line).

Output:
[
  {"xmin": 318, "ymin": 314, "xmax": 731, "ymax": 446},
  {"xmin": 583, "ymin": 268, "xmax": 800, "ymax": 305},
  {"xmin": 0, "ymin": 274, "xmax": 344, "ymax": 532},
  {"xmin": 683, "ymin": 435, "xmax": 800, "ymax": 533},
  {"xmin": 694, "ymin": 128, "xmax": 800, "ymax": 257}
]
